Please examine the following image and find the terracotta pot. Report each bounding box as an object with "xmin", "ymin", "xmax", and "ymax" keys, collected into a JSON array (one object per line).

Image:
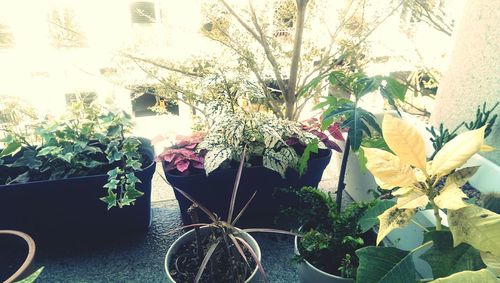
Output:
[{"xmin": 0, "ymin": 230, "xmax": 36, "ymax": 283}]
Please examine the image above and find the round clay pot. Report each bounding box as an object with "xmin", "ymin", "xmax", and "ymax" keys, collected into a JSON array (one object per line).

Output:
[
  {"xmin": 294, "ymin": 235, "xmax": 353, "ymax": 283},
  {"xmin": 165, "ymin": 226, "xmax": 261, "ymax": 283},
  {"xmin": 0, "ymin": 230, "xmax": 36, "ymax": 283}
]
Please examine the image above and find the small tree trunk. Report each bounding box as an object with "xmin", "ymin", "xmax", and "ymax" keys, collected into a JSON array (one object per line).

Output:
[
  {"xmin": 286, "ymin": 0, "xmax": 309, "ymax": 120},
  {"xmin": 336, "ymin": 136, "xmax": 350, "ymax": 212}
]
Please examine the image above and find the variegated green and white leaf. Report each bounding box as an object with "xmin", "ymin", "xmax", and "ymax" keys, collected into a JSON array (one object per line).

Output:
[
  {"xmin": 204, "ymin": 147, "xmax": 232, "ymax": 175},
  {"xmin": 263, "ymin": 147, "xmax": 298, "ymax": 178}
]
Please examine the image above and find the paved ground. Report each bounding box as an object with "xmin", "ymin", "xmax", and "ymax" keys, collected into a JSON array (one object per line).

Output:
[{"xmin": 31, "ymin": 154, "xmax": 346, "ymax": 282}]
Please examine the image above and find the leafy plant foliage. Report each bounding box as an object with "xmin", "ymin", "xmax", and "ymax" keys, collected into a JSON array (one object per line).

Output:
[
  {"xmin": 357, "ymin": 114, "xmax": 500, "ymax": 281},
  {"xmin": 163, "ymin": 149, "xmax": 297, "ymax": 283},
  {"xmin": 156, "ymin": 132, "xmax": 205, "ymax": 175},
  {"xmin": 280, "ymin": 187, "xmax": 380, "ymax": 278},
  {"xmin": 197, "ymin": 101, "xmax": 334, "ymax": 177},
  {"xmin": 426, "ymin": 102, "xmax": 498, "ymax": 158},
  {"xmin": 0, "ymin": 102, "xmax": 147, "ymax": 209}
]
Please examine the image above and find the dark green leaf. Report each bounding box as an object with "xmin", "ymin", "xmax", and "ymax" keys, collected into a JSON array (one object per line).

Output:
[
  {"xmin": 383, "ymin": 77, "xmax": 407, "ymax": 101},
  {"xmin": 100, "ymin": 192, "xmax": 117, "ymax": 210},
  {"xmin": 11, "ymin": 150, "xmax": 42, "ymax": 169},
  {"xmin": 15, "ymin": 267, "xmax": 44, "ymax": 283},
  {"xmin": 420, "ymin": 230, "xmax": 485, "ymax": 279},
  {"xmin": 356, "ymin": 246, "xmax": 416, "ymax": 283},
  {"xmin": 0, "ymin": 140, "xmax": 21, "ymax": 158},
  {"xmin": 37, "ymin": 146, "xmax": 63, "ymax": 156},
  {"xmin": 298, "ymin": 73, "xmax": 329, "ymax": 98},
  {"xmin": 358, "ymin": 200, "xmax": 395, "ymax": 233},
  {"xmin": 299, "ymin": 139, "xmax": 319, "ymax": 175},
  {"xmin": 7, "ymin": 171, "xmax": 31, "ymax": 184}
]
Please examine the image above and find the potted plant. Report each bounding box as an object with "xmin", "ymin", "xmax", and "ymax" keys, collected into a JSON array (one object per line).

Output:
[
  {"xmin": 277, "ymin": 186, "xmax": 392, "ymax": 282},
  {"xmin": 0, "ymin": 102, "xmax": 156, "ymax": 239},
  {"xmin": 164, "ymin": 149, "xmax": 297, "ymax": 283},
  {"xmin": 158, "ymin": 100, "xmax": 343, "ymax": 226},
  {"xmin": 0, "ymin": 230, "xmax": 36, "ymax": 283},
  {"xmin": 312, "ymin": 71, "xmax": 407, "ymax": 207},
  {"xmin": 355, "ymin": 114, "xmax": 500, "ymax": 282}
]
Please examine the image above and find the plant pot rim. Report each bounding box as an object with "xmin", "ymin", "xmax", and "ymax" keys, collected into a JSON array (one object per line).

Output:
[
  {"xmin": 0, "ymin": 230, "xmax": 36, "ymax": 283},
  {"xmin": 163, "ymin": 148, "xmax": 332, "ymax": 178},
  {"xmin": 294, "ymin": 230, "xmax": 353, "ymax": 282},
  {"xmin": 164, "ymin": 226, "xmax": 261, "ymax": 283},
  {"xmin": 0, "ymin": 148, "xmax": 155, "ymax": 188}
]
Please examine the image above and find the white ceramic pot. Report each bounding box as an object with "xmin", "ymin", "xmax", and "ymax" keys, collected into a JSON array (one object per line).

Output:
[
  {"xmin": 294, "ymin": 235, "xmax": 354, "ymax": 283},
  {"xmin": 165, "ymin": 226, "xmax": 261, "ymax": 283}
]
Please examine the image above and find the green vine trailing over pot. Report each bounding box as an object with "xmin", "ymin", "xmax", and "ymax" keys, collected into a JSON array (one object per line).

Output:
[
  {"xmin": 355, "ymin": 114, "xmax": 500, "ymax": 282},
  {"xmin": 0, "ymin": 102, "xmax": 146, "ymax": 209}
]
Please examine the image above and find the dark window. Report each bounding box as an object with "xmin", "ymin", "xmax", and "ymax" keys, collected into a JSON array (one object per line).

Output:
[
  {"xmin": 131, "ymin": 87, "xmax": 179, "ymax": 117},
  {"xmin": 130, "ymin": 2, "xmax": 156, "ymax": 23}
]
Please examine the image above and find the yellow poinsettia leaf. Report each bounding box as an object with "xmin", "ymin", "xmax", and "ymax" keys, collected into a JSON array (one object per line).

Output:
[
  {"xmin": 448, "ymin": 205, "xmax": 500, "ymax": 257},
  {"xmin": 392, "ymin": 187, "xmax": 414, "ymax": 196},
  {"xmin": 480, "ymin": 144, "xmax": 496, "ymax": 152},
  {"xmin": 431, "ymin": 126, "xmax": 486, "ymax": 177},
  {"xmin": 377, "ymin": 206, "xmax": 415, "ymax": 245},
  {"xmin": 397, "ymin": 188, "xmax": 429, "ymax": 209},
  {"xmin": 382, "ymin": 114, "xmax": 427, "ymax": 173},
  {"xmin": 445, "ymin": 166, "xmax": 480, "ymax": 188},
  {"xmin": 481, "ymin": 252, "xmax": 500, "ymax": 276},
  {"xmin": 430, "ymin": 269, "xmax": 498, "ymax": 283},
  {"xmin": 434, "ymin": 182, "xmax": 469, "ymax": 210},
  {"xmin": 363, "ymin": 147, "xmax": 417, "ymax": 190}
]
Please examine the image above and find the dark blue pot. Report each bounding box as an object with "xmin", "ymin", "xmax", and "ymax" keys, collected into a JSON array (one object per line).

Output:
[
  {"xmin": 163, "ymin": 149, "xmax": 332, "ymax": 227},
  {"xmin": 0, "ymin": 140, "xmax": 155, "ymax": 241}
]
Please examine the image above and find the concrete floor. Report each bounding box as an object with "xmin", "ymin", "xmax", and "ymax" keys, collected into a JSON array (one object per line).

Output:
[{"xmin": 31, "ymin": 159, "xmax": 345, "ymax": 282}]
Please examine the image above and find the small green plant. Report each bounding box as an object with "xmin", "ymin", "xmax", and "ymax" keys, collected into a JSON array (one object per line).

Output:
[
  {"xmin": 161, "ymin": 149, "xmax": 297, "ymax": 283},
  {"xmin": 0, "ymin": 102, "xmax": 146, "ymax": 209},
  {"xmin": 280, "ymin": 186, "xmax": 386, "ymax": 279},
  {"xmin": 427, "ymin": 102, "xmax": 498, "ymax": 159},
  {"xmin": 313, "ymin": 71, "xmax": 407, "ymax": 211}
]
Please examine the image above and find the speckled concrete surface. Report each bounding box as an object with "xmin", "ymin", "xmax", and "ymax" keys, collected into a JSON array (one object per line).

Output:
[
  {"xmin": 32, "ymin": 200, "xmax": 300, "ymax": 283},
  {"xmin": 32, "ymin": 156, "xmax": 347, "ymax": 282}
]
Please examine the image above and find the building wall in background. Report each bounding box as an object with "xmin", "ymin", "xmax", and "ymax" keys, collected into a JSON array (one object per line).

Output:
[{"xmin": 430, "ymin": 0, "xmax": 500, "ymax": 163}]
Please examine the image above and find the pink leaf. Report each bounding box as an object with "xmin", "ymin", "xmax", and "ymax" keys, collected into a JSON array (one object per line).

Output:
[
  {"xmin": 327, "ymin": 122, "xmax": 345, "ymax": 141},
  {"xmin": 310, "ymin": 130, "xmax": 328, "ymax": 141},
  {"xmin": 162, "ymin": 153, "xmax": 176, "ymax": 162},
  {"xmin": 176, "ymin": 160, "xmax": 190, "ymax": 172},
  {"xmin": 191, "ymin": 161, "xmax": 204, "ymax": 169},
  {"xmin": 184, "ymin": 143, "xmax": 197, "ymax": 149},
  {"xmin": 323, "ymin": 139, "xmax": 342, "ymax": 152}
]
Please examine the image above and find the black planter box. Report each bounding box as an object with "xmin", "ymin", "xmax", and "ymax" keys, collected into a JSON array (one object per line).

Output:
[
  {"xmin": 164, "ymin": 149, "xmax": 332, "ymax": 227},
  {"xmin": 0, "ymin": 140, "xmax": 155, "ymax": 241}
]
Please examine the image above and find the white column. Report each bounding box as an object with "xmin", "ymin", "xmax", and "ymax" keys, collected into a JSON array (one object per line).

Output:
[{"xmin": 430, "ymin": 0, "xmax": 500, "ymax": 163}]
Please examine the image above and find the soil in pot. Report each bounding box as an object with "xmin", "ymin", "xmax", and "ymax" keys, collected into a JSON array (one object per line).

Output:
[
  {"xmin": 298, "ymin": 230, "xmax": 376, "ymax": 277},
  {"xmin": 0, "ymin": 232, "xmax": 34, "ymax": 282},
  {"xmin": 169, "ymin": 230, "xmax": 256, "ymax": 283}
]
